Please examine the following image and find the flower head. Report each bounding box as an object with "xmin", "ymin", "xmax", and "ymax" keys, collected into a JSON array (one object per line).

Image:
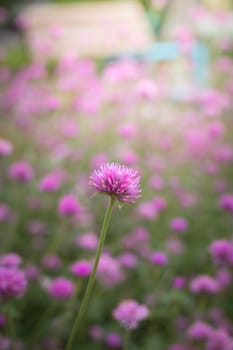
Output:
[
  {"xmin": 113, "ymin": 299, "xmax": 149, "ymax": 329},
  {"xmin": 8, "ymin": 161, "xmax": 34, "ymax": 182},
  {"xmin": 187, "ymin": 321, "xmax": 213, "ymax": 340},
  {"xmin": 0, "ymin": 253, "xmax": 22, "ymax": 268},
  {"xmin": 150, "ymin": 251, "xmax": 168, "ymax": 266},
  {"xmin": 209, "ymin": 239, "xmax": 233, "ymax": 265},
  {"xmin": 0, "ymin": 138, "xmax": 13, "ymax": 157},
  {"xmin": 105, "ymin": 332, "xmax": 122, "ymax": 348},
  {"xmin": 70, "ymin": 260, "xmax": 92, "ymax": 278},
  {"xmin": 170, "ymin": 217, "xmax": 188, "ymax": 233},
  {"xmin": 89, "ymin": 163, "xmax": 141, "ymax": 203},
  {"xmin": 190, "ymin": 275, "xmax": 219, "ymax": 294},
  {"xmin": 48, "ymin": 277, "xmax": 74, "ymax": 300},
  {"xmin": 58, "ymin": 194, "xmax": 81, "ymax": 216},
  {"xmin": 0, "ymin": 267, "xmax": 27, "ymax": 299}
]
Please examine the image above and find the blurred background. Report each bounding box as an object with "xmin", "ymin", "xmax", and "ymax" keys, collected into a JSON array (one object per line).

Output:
[{"xmin": 1, "ymin": 1, "xmax": 233, "ymax": 350}]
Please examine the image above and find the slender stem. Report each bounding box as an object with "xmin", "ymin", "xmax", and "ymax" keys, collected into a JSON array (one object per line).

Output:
[
  {"xmin": 65, "ymin": 197, "xmax": 115, "ymax": 350},
  {"xmin": 124, "ymin": 329, "xmax": 130, "ymax": 350}
]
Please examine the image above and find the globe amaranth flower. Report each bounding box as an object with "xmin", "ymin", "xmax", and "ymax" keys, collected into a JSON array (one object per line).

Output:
[
  {"xmin": 190, "ymin": 275, "xmax": 219, "ymax": 294},
  {"xmin": 0, "ymin": 267, "xmax": 27, "ymax": 299},
  {"xmin": 170, "ymin": 217, "xmax": 188, "ymax": 233},
  {"xmin": 89, "ymin": 163, "xmax": 141, "ymax": 203},
  {"xmin": 58, "ymin": 194, "xmax": 81, "ymax": 216},
  {"xmin": 113, "ymin": 299, "xmax": 149, "ymax": 329},
  {"xmin": 209, "ymin": 239, "xmax": 233, "ymax": 265},
  {"xmin": 97, "ymin": 254, "xmax": 125, "ymax": 289},
  {"xmin": 70, "ymin": 260, "xmax": 92, "ymax": 278},
  {"xmin": 0, "ymin": 253, "xmax": 22, "ymax": 268},
  {"xmin": 187, "ymin": 321, "xmax": 213, "ymax": 340},
  {"xmin": 105, "ymin": 332, "xmax": 122, "ymax": 348},
  {"xmin": 74, "ymin": 232, "xmax": 98, "ymax": 251},
  {"xmin": 150, "ymin": 251, "xmax": 168, "ymax": 266},
  {"xmin": 206, "ymin": 329, "xmax": 233, "ymax": 350},
  {"xmin": 8, "ymin": 161, "xmax": 34, "ymax": 182},
  {"xmin": 48, "ymin": 277, "xmax": 75, "ymax": 300},
  {"xmin": 0, "ymin": 138, "xmax": 13, "ymax": 157}
]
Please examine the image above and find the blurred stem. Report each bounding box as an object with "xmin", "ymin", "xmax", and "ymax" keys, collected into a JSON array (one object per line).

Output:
[
  {"xmin": 65, "ymin": 196, "xmax": 115, "ymax": 350},
  {"xmin": 124, "ymin": 329, "xmax": 130, "ymax": 350}
]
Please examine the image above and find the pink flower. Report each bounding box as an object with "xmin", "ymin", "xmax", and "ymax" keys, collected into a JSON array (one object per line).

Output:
[
  {"xmin": 70, "ymin": 260, "xmax": 92, "ymax": 278},
  {"xmin": 150, "ymin": 251, "xmax": 168, "ymax": 266},
  {"xmin": 58, "ymin": 194, "xmax": 81, "ymax": 216},
  {"xmin": 137, "ymin": 201, "xmax": 157, "ymax": 220},
  {"xmin": 170, "ymin": 217, "xmax": 188, "ymax": 233},
  {"xmin": 219, "ymin": 194, "xmax": 233, "ymax": 212},
  {"xmin": 209, "ymin": 240, "xmax": 233, "ymax": 265},
  {"xmin": 0, "ymin": 267, "xmax": 27, "ymax": 299},
  {"xmin": 8, "ymin": 161, "xmax": 34, "ymax": 182},
  {"xmin": 48, "ymin": 277, "xmax": 74, "ymax": 300},
  {"xmin": 105, "ymin": 332, "xmax": 122, "ymax": 348},
  {"xmin": 74, "ymin": 232, "xmax": 98, "ymax": 251},
  {"xmin": 0, "ymin": 253, "xmax": 22, "ymax": 268},
  {"xmin": 172, "ymin": 276, "xmax": 186, "ymax": 289},
  {"xmin": 0, "ymin": 139, "xmax": 13, "ymax": 157},
  {"xmin": 89, "ymin": 163, "xmax": 141, "ymax": 203},
  {"xmin": 97, "ymin": 254, "xmax": 124, "ymax": 289},
  {"xmin": 39, "ymin": 174, "xmax": 61, "ymax": 192},
  {"xmin": 187, "ymin": 321, "xmax": 212, "ymax": 340},
  {"xmin": 118, "ymin": 253, "xmax": 138, "ymax": 269},
  {"xmin": 190, "ymin": 275, "xmax": 219, "ymax": 294},
  {"xmin": 113, "ymin": 299, "xmax": 149, "ymax": 329}
]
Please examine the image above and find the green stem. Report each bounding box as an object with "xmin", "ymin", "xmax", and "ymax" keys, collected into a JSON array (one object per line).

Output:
[
  {"xmin": 65, "ymin": 197, "xmax": 115, "ymax": 350},
  {"xmin": 124, "ymin": 329, "xmax": 130, "ymax": 350}
]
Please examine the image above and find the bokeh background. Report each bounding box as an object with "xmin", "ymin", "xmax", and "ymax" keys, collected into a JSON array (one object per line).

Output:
[{"xmin": 0, "ymin": 0, "xmax": 233, "ymax": 349}]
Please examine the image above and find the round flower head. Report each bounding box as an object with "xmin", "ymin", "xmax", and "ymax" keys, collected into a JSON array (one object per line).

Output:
[
  {"xmin": 170, "ymin": 217, "xmax": 188, "ymax": 233},
  {"xmin": 187, "ymin": 321, "xmax": 213, "ymax": 340},
  {"xmin": 48, "ymin": 277, "xmax": 74, "ymax": 300},
  {"xmin": 206, "ymin": 329, "xmax": 233, "ymax": 350},
  {"xmin": 74, "ymin": 232, "xmax": 98, "ymax": 251},
  {"xmin": 70, "ymin": 260, "xmax": 92, "ymax": 278},
  {"xmin": 150, "ymin": 251, "xmax": 168, "ymax": 266},
  {"xmin": 113, "ymin": 299, "xmax": 149, "ymax": 329},
  {"xmin": 0, "ymin": 253, "xmax": 22, "ymax": 268},
  {"xmin": 209, "ymin": 239, "xmax": 233, "ymax": 265},
  {"xmin": 58, "ymin": 194, "xmax": 81, "ymax": 216},
  {"xmin": 0, "ymin": 267, "xmax": 27, "ymax": 299},
  {"xmin": 89, "ymin": 163, "xmax": 141, "ymax": 203},
  {"xmin": 190, "ymin": 275, "xmax": 219, "ymax": 294},
  {"xmin": 0, "ymin": 138, "xmax": 13, "ymax": 157},
  {"xmin": 105, "ymin": 332, "xmax": 122, "ymax": 348},
  {"xmin": 8, "ymin": 161, "xmax": 34, "ymax": 183}
]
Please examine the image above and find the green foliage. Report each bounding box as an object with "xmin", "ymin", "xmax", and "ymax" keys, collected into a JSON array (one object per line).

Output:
[{"xmin": 2, "ymin": 45, "xmax": 31, "ymax": 70}]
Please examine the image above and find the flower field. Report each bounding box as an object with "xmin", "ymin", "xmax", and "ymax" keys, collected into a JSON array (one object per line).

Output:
[{"xmin": 0, "ymin": 2, "xmax": 233, "ymax": 350}]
